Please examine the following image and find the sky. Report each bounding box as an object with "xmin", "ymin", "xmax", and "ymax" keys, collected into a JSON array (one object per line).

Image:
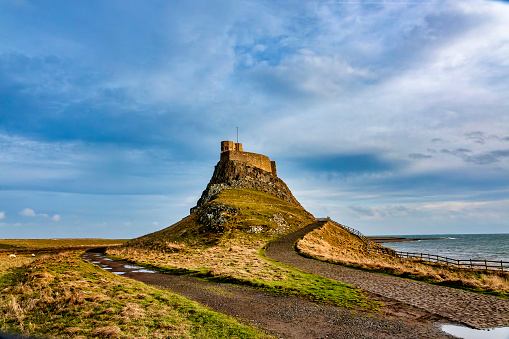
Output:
[{"xmin": 1, "ymin": 0, "xmax": 509, "ymax": 238}]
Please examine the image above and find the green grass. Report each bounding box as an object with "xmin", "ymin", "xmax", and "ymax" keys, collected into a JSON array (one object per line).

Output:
[
  {"xmin": 0, "ymin": 252, "xmax": 272, "ymax": 339},
  {"xmin": 0, "ymin": 238, "xmax": 128, "ymax": 249},
  {"xmin": 126, "ymin": 188, "xmax": 315, "ymax": 248},
  {"xmin": 212, "ymin": 188, "xmax": 314, "ymax": 231},
  {"xmin": 108, "ymin": 247, "xmax": 380, "ymax": 311},
  {"xmin": 257, "ymin": 246, "xmax": 380, "ymax": 310}
]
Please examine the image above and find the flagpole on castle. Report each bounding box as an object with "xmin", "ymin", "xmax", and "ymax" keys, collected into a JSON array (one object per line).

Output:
[{"xmin": 237, "ymin": 127, "xmax": 239, "ymax": 145}]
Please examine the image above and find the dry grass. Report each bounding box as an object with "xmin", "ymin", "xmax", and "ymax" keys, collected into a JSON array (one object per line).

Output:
[
  {"xmin": 0, "ymin": 238, "xmax": 128, "ymax": 250},
  {"xmin": 297, "ymin": 222, "xmax": 509, "ymax": 296},
  {"xmin": 109, "ymin": 242, "xmax": 291, "ymax": 283},
  {"xmin": 0, "ymin": 254, "xmax": 37, "ymax": 275},
  {"xmin": 0, "ymin": 252, "xmax": 271, "ymax": 338}
]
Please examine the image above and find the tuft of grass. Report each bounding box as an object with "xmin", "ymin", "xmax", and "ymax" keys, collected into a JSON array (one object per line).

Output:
[
  {"xmin": 0, "ymin": 255, "xmax": 37, "ymax": 276},
  {"xmin": 0, "ymin": 252, "xmax": 272, "ymax": 339},
  {"xmin": 297, "ymin": 221, "xmax": 509, "ymax": 298}
]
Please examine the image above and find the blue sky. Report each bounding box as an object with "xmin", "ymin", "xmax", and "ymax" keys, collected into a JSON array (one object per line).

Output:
[{"xmin": 1, "ymin": 0, "xmax": 509, "ymax": 238}]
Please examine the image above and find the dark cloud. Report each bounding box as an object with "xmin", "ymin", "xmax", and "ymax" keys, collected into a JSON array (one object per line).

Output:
[
  {"xmin": 349, "ymin": 205, "xmax": 375, "ymax": 217},
  {"xmin": 441, "ymin": 148, "xmax": 509, "ymax": 165},
  {"xmin": 491, "ymin": 149, "xmax": 509, "ymax": 158},
  {"xmin": 441, "ymin": 148, "xmax": 471, "ymax": 156},
  {"xmin": 464, "ymin": 154, "xmax": 499, "ymax": 165},
  {"xmin": 465, "ymin": 131, "xmax": 486, "ymax": 144},
  {"xmin": 408, "ymin": 153, "xmax": 432, "ymax": 159},
  {"xmin": 294, "ymin": 153, "xmax": 399, "ymax": 175}
]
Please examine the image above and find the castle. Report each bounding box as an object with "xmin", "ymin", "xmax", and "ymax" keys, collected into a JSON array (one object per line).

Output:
[{"xmin": 220, "ymin": 141, "xmax": 277, "ymax": 177}]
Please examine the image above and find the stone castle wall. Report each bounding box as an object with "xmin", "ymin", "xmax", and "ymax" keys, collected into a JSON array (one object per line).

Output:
[
  {"xmin": 220, "ymin": 141, "xmax": 277, "ymax": 176},
  {"xmin": 221, "ymin": 150, "xmax": 275, "ymax": 174}
]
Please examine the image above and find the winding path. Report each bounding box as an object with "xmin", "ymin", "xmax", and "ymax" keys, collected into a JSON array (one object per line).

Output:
[
  {"xmin": 82, "ymin": 250, "xmax": 452, "ymax": 339},
  {"xmin": 265, "ymin": 221, "xmax": 509, "ymax": 329}
]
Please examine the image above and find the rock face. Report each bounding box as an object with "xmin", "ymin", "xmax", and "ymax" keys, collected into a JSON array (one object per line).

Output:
[{"xmin": 191, "ymin": 158, "xmax": 302, "ymax": 213}]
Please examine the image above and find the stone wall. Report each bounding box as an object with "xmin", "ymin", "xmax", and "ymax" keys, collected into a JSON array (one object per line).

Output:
[{"xmin": 220, "ymin": 150, "xmax": 275, "ymax": 175}]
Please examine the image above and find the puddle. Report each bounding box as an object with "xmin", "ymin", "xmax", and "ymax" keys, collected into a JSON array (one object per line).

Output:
[
  {"xmin": 83, "ymin": 255, "xmax": 157, "ymax": 274},
  {"xmin": 124, "ymin": 265, "xmax": 142, "ymax": 269},
  {"xmin": 133, "ymin": 269, "xmax": 157, "ymax": 273},
  {"xmin": 442, "ymin": 325, "xmax": 509, "ymax": 339}
]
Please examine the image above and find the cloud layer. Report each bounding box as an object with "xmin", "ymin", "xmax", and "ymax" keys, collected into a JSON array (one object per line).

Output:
[{"xmin": 1, "ymin": 0, "xmax": 509, "ymax": 237}]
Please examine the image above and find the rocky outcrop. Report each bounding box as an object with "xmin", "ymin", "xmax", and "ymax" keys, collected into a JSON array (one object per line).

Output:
[
  {"xmin": 191, "ymin": 159, "xmax": 302, "ymax": 213},
  {"xmin": 197, "ymin": 202, "xmax": 238, "ymax": 232}
]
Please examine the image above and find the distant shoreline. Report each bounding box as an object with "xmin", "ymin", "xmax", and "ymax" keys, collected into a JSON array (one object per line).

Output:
[{"xmin": 367, "ymin": 237, "xmax": 442, "ymax": 243}]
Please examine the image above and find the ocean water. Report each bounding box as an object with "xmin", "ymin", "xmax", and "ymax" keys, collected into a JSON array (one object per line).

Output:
[{"xmin": 379, "ymin": 234, "xmax": 509, "ymax": 264}]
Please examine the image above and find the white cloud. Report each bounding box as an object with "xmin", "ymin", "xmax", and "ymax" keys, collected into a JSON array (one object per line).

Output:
[
  {"xmin": 19, "ymin": 208, "xmax": 55, "ymax": 219},
  {"xmin": 0, "ymin": 211, "xmax": 4, "ymax": 219},
  {"xmin": 19, "ymin": 208, "xmax": 36, "ymax": 217}
]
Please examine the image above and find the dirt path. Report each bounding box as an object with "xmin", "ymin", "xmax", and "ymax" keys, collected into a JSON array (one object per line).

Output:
[
  {"xmin": 82, "ymin": 251, "xmax": 452, "ymax": 338},
  {"xmin": 265, "ymin": 221, "xmax": 509, "ymax": 330}
]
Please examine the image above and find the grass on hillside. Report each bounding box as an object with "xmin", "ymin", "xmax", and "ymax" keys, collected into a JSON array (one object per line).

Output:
[
  {"xmin": 0, "ymin": 238, "xmax": 128, "ymax": 250},
  {"xmin": 127, "ymin": 188, "xmax": 316, "ymax": 248},
  {"xmin": 109, "ymin": 189, "xmax": 379, "ymax": 311},
  {"xmin": 0, "ymin": 252, "xmax": 272, "ymax": 339},
  {"xmin": 297, "ymin": 221, "xmax": 509, "ymax": 298}
]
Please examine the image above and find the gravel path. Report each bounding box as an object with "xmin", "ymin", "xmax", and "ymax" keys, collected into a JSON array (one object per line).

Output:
[
  {"xmin": 83, "ymin": 250, "xmax": 453, "ymax": 338},
  {"xmin": 265, "ymin": 221, "xmax": 509, "ymax": 330}
]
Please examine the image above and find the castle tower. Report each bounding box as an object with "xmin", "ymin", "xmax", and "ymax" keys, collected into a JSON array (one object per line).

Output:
[{"xmin": 221, "ymin": 140, "xmax": 243, "ymax": 152}]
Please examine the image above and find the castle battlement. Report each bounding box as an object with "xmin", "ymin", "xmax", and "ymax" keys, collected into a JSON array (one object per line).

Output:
[{"xmin": 220, "ymin": 141, "xmax": 277, "ymax": 177}]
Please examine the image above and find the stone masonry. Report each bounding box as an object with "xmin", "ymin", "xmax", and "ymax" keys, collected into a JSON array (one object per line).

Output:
[{"xmin": 220, "ymin": 141, "xmax": 277, "ymax": 177}]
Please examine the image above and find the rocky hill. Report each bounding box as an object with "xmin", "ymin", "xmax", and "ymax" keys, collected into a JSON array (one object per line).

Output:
[
  {"xmin": 191, "ymin": 158, "xmax": 303, "ymax": 212},
  {"xmin": 126, "ymin": 144, "xmax": 315, "ymax": 248}
]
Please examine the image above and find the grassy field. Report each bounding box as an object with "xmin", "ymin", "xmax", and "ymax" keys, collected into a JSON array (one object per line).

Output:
[
  {"xmin": 297, "ymin": 221, "xmax": 509, "ymax": 298},
  {"xmin": 0, "ymin": 252, "xmax": 272, "ymax": 339},
  {"xmin": 0, "ymin": 238, "xmax": 128, "ymax": 250}
]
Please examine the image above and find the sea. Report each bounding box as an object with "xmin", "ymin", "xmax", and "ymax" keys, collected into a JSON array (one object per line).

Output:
[
  {"xmin": 380, "ymin": 234, "xmax": 509, "ymax": 338},
  {"xmin": 378, "ymin": 233, "xmax": 509, "ymax": 264}
]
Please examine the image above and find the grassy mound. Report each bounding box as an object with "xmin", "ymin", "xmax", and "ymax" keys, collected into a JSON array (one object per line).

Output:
[
  {"xmin": 126, "ymin": 188, "xmax": 316, "ymax": 249},
  {"xmin": 297, "ymin": 221, "xmax": 509, "ymax": 297}
]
